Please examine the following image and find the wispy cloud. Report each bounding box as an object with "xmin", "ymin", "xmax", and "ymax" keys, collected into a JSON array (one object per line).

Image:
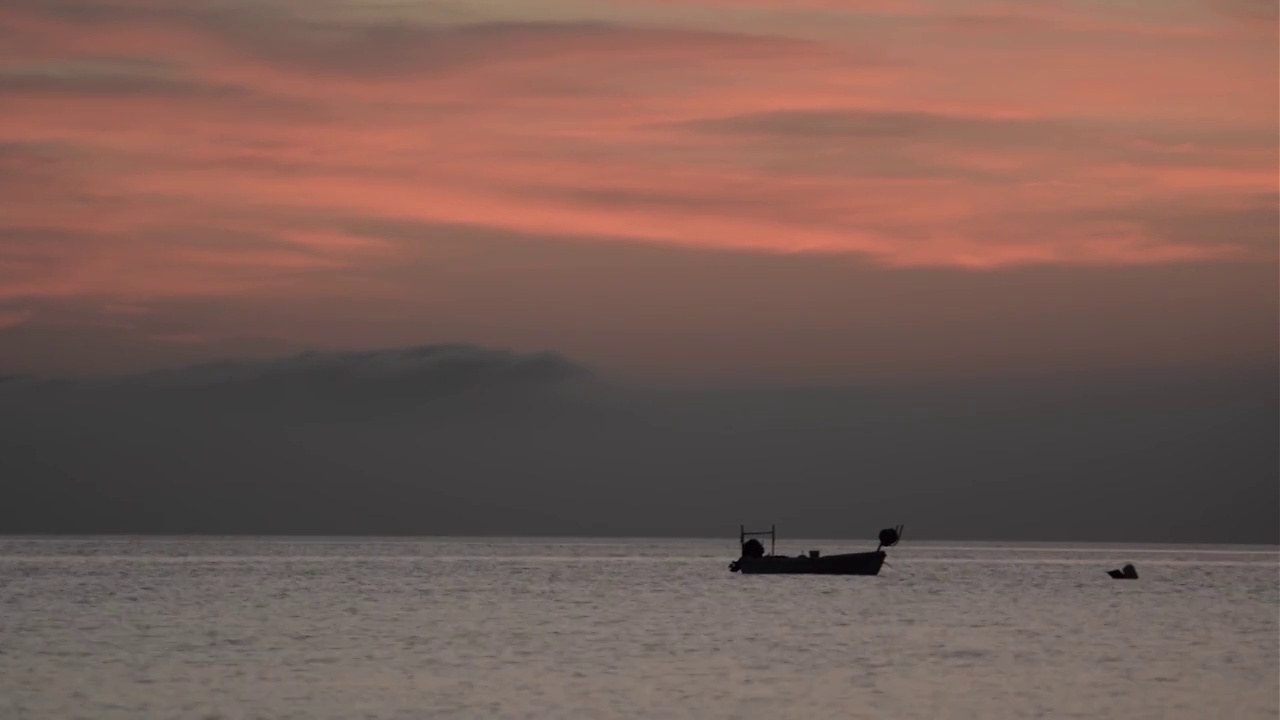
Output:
[
  {"xmin": 0, "ymin": 0, "xmax": 1273, "ymax": 368},
  {"xmin": 0, "ymin": 57, "xmax": 248, "ymax": 97}
]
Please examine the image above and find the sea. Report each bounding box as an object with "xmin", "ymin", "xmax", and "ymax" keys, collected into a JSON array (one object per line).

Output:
[{"xmin": 1, "ymin": 536, "xmax": 1276, "ymax": 720}]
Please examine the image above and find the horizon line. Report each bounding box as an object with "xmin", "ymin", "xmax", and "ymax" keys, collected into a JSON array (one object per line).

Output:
[{"xmin": 2, "ymin": 532, "xmax": 1276, "ymax": 549}]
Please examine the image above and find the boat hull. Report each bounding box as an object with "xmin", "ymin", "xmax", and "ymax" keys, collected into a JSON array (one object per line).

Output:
[{"xmin": 732, "ymin": 550, "xmax": 885, "ymax": 576}]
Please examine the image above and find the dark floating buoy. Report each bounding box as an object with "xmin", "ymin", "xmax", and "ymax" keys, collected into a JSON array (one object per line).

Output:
[{"xmin": 1107, "ymin": 563, "xmax": 1139, "ymax": 580}]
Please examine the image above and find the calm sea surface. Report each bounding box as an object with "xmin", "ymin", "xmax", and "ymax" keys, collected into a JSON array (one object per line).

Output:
[{"xmin": 1, "ymin": 537, "xmax": 1276, "ymax": 720}]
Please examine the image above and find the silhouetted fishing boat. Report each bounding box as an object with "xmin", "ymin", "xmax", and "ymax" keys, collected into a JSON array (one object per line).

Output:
[{"xmin": 728, "ymin": 524, "xmax": 902, "ymax": 576}]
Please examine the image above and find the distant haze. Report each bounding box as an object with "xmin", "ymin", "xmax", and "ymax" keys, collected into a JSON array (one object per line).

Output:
[{"xmin": 1, "ymin": 345, "xmax": 1274, "ymax": 544}]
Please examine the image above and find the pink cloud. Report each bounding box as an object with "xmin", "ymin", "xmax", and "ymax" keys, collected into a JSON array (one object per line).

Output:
[{"xmin": 0, "ymin": 0, "xmax": 1274, "ymax": 308}]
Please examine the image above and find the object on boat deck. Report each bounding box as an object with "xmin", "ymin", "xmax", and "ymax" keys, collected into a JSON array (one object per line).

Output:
[
  {"xmin": 727, "ymin": 524, "xmax": 903, "ymax": 576},
  {"xmin": 1107, "ymin": 564, "xmax": 1139, "ymax": 579}
]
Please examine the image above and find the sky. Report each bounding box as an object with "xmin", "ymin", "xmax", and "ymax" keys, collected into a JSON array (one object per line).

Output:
[
  {"xmin": 0, "ymin": 0, "xmax": 1276, "ymax": 381},
  {"xmin": 0, "ymin": 1, "xmax": 1276, "ymax": 541}
]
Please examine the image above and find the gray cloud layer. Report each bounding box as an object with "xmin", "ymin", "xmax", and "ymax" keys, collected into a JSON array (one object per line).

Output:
[{"xmin": 2, "ymin": 345, "xmax": 1274, "ymax": 543}]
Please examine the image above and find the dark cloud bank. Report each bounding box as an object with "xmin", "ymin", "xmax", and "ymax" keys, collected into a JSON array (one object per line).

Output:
[{"xmin": 1, "ymin": 345, "xmax": 1275, "ymax": 544}]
